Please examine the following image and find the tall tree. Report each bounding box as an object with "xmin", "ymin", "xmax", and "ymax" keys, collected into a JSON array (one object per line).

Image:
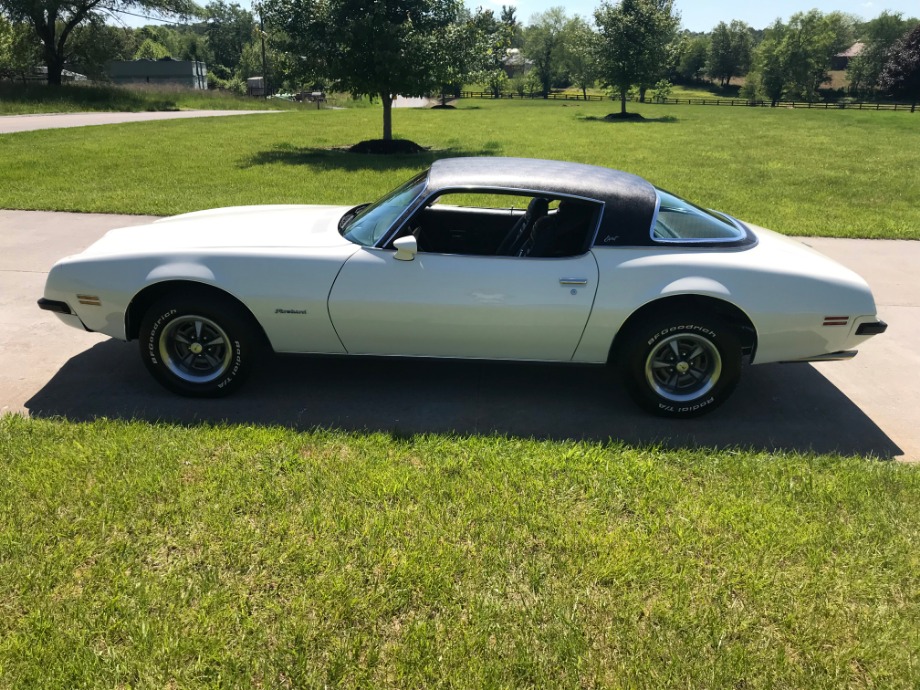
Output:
[
  {"xmin": 677, "ymin": 35, "xmax": 708, "ymax": 82},
  {"xmin": 500, "ymin": 4, "xmax": 522, "ymax": 49},
  {"xmin": 523, "ymin": 7, "xmax": 568, "ymax": 98},
  {"xmin": 780, "ymin": 10, "xmax": 854, "ymax": 100},
  {"xmin": 594, "ymin": 0, "xmax": 679, "ymax": 115},
  {"xmin": 264, "ymin": 0, "xmax": 465, "ymax": 141},
  {"xmin": 0, "ymin": 14, "xmax": 39, "ymax": 81},
  {"xmin": 755, "ymin": 20, "xmax": 787, "ymax": 105},
  {"xmin": 707, "ymin": 20, "xmax": 752, "ymax": 87},
  {"xmin": 0, "ymin": 0, "xmax": 197, "ymax": 85},
  {"xmin": 430, "ymin": 8, "xmax": 494, "ymax": 105},
  {"xmin": 847, "ymin": 11, "xmax": 916, "ymax": 98},
  {"xmin": 453, "ymin": 6, "xmax": 512, "ymax": 99},
  {"xmin": 205, "ymin": 1, "xmax": 253, "ymax": 74},
  {"xmin": 879, "ymin": 23, "xmax": 920, "ymax": 108},
  {"xmin": 748, "ymin": 11, "xmax": 854, "ymax": 103},
  {"xmin": 560, "ymin": 16, "xmax": 598, "ymax": 100}
]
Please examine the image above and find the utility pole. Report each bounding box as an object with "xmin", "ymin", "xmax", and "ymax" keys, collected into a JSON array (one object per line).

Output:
[{"xmin": 257, "ymin": 3, "xmax": 270, "ymax": 96}]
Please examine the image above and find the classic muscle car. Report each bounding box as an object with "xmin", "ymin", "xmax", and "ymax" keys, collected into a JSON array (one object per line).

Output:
[{"xmin": 39, "ymin": 157, "xmax": 887, "ymax": 417}]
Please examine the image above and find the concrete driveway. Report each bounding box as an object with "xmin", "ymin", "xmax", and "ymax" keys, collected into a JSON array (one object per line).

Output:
[
  {"xmin": 0, "ymin": 110, "xmax": 283, "ymax": 134},
  {"xmin": 1, "ymin": 209, "xmax": 917, "ymax": 462}
]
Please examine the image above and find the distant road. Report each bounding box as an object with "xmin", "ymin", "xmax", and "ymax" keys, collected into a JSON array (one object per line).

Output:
[
  {"xmin": 393, "ymin": 96, "xmax": 432, "ymax": 108},
  {"xmin": 0, "ymin": 109, "xmax": 284, "ymax": 134}
]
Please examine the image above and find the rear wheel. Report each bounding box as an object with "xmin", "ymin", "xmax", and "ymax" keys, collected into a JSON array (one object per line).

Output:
[
  {"xmin": 617, "ymin": 311, "xmax": 742, "ymax": 417},
  {"xmin": 139, "ymin": 293, "xmax": 256, "ymax": 397}
]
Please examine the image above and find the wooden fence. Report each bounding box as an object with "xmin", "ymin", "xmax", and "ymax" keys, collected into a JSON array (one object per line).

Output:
[{"xmin": 452, "ymin": 91, "xmax": 918, "ymax": 112}]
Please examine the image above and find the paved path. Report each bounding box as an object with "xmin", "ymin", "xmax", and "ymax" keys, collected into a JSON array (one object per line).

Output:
[
  {"xmin": 1, "ymin": 209, "xmax": 917, "ymax": 462},
  {"xmin": 393, "ymin": 96, "xmax": 431, "ymax": 108},
  {"xmin": 0, "ymin": 110, "xmax": 283, "ymax": 134}
]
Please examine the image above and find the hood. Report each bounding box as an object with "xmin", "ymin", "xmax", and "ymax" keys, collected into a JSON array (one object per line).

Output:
[{"xmin": 77, "ymin": 205, "xmax": 355, "ymax": 257}]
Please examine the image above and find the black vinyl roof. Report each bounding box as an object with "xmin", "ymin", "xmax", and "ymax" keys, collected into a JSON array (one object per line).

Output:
[{"xmin": 426, "ymin": 157, "xmax": 659, "ymax": 246}]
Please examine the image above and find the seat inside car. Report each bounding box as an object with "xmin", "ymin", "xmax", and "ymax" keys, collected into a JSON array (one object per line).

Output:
[
  {"xmin": 523, "ymin": 200, "xmax": 594, "ymax": 257},
  {"xmin": 496, "ymin": 196, "xmax": 549, "ymax": 256}
]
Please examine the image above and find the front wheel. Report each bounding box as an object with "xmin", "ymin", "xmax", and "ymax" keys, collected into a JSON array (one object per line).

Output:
[
  {"xmin": 617, "ymin": 311, "xmax": 742, "ymax": 418},
  {"xmin": 139, "ymin": 293, "xmax": 256, "ymax": 397}
]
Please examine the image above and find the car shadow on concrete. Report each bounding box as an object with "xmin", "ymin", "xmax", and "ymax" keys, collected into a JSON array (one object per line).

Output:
[{"xmin": 26, "ymin": 340, "xmax": 902, "ymax": 459}]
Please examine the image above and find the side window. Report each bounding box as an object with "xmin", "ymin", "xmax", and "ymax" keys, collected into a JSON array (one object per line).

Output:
[
  {"xmin": 652, "ymin": 189, "xmax": 745, "ymax": 242},
  {"xmin": 398, "ymin": 191, "xmax": 598, "ymax": 258}
]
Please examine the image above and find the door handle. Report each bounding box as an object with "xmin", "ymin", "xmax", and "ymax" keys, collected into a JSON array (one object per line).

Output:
[{"xmin": 559, "ymin": 278, "xmax": 588, "ymax": 286}]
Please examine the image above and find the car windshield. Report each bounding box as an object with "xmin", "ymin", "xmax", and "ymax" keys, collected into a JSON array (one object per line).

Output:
[
  {"xmin": 652, "ymin": 188, "xmax": 744, "ymax": 242},
  {"xmin": 342, "ymin": 172, "xmax": 427, "ymax": 246}
]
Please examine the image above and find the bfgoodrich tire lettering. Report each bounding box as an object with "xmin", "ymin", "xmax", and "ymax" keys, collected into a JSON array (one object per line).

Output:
[
  {"xmin": 139, "ymin": 293, "xmax": 255, "ymax": 397},
  {"xmin": 618, "ymin": 311, "xmax": 742, "ymax": 418}
]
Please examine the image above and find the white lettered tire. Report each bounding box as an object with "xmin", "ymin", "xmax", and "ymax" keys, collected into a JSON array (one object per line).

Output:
[
  {"xmin": 139, "ymin": 293, "xmax": 255, "ymax": 397},
  {"xmin": 618, "ymin": 311, "xmax": 742, "ymax": 418}
]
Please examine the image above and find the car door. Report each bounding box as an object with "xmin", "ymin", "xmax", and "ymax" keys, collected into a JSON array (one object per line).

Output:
[{"xmin": 327, "ymin": 247, "xmax": 599, "ymax": 361}]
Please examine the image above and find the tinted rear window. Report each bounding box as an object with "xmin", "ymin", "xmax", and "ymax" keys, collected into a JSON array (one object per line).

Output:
[{"xmin": 652, "ymin": 189, "xmax": 744, "ymax": 242}]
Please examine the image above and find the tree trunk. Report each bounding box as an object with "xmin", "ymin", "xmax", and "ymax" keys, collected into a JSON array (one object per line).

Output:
[
  {"xmin": 34, "ymin": 23, "xmax": 63, "ymax": 86},
  {"xmin": 620, "ymin": 86, "xmax": 627, "ymax": 115},
  {"xmin": 381, "ymin": 92, "xmax": 393, "ymax": 141},
  {"xmin": 43, "ymin": 45, "xmax": 64, "ymax": 86},
  {"xmin": 582, "ymin": 86, "xmax": 587, "ymax": 100}
]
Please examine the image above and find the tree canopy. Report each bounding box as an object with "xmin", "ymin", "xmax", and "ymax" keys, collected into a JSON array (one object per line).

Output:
[
  {"xmin": 523, "ymin": 7, "xmax": 568, "ymax": 97},
  {"xmin": 264, "ymin": 0, "xmax": 467, "ymax": 141},
  {"xmin": 594, "ymin": 0, "xmax": 679, "ymax": 114},
  {"xmin": 0, "ymin": 0, "xmax": 198, "ymax": 84},
  {"xmin": 707, "ymin": 20, "xmax": 752, "ymax": 87},
  {"xmin": 879, "ymin": 23, "xmax": 920, "ymax": 106},
  {"xmin": 746, "ymin": 10, "xmax": 854, "ymax": 103},
  {"xmin": 848, "ymin": 12, "xmax": 917, "ymax": 98}
]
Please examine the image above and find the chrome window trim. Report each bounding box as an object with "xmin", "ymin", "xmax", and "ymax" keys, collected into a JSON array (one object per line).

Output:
[
  {"xmin": 649, "ymin": 190, "xmax": 747, "ymax": 245},
  {"xmin": 377, "ymin": 184, "xmax": 606, "ymax": 252}
]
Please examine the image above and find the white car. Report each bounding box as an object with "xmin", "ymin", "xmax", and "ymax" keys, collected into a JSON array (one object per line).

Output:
[{"xmin": 39, "ymin": 157, "xmax": 887, "ymax": 417}]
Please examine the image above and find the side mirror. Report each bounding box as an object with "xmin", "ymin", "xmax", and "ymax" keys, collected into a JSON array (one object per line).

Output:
[{"xmin": 393, "ymin": 235, "xmax": 418, "ymax": 261}]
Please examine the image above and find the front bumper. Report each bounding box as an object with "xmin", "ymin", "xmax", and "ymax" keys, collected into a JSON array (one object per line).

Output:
[{"xmin": 37, "ymin": 298, "xmax": 73, "ymax": 314}]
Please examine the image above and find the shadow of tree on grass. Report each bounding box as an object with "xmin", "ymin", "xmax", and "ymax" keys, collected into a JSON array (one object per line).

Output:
[
  {"xmin": 579, "ymin": 114, "xmax": 678, "ymax": 124},
  {"xmin": 240, "ymin": 142, "xmax": 504, "ymax": 171}
]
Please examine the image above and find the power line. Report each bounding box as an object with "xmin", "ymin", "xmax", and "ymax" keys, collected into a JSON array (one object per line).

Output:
[{"xmin": 103, "ymin": 7, "xmax": 199, "ymax": 26}]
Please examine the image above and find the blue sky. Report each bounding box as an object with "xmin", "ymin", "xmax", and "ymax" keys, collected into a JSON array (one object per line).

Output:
[
  {"xmin": 507, "ymin": 0, "xmax": 919, "ymax": 31},
  {"xmin": 114, "ymin": 0, "xmax": 919, "ymax": 32}
]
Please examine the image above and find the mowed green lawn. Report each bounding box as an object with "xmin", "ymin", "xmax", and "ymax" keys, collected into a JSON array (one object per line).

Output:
[
  {"xmin": 2, "ymin": 417, "xmax": 919, "ymax": 689},
  {"xmin": 1, "ymin": 98, "xmax": 918, "ymax": 239},
  {"xmin": 3, "ymin": 98, "xmax": 920, "ymax": 687}
]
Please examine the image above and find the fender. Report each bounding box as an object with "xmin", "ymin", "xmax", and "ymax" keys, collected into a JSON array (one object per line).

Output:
[
  {"xmin": 146, "ymin": 262, "xmax": 216, "ymax": 283},
  {"xmin": 658, "ymin": 276, "xmax": 732, "ymax": 298}
]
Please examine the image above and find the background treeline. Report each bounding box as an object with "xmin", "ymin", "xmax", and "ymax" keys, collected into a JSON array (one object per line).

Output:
[
  {"xmin": 1, "ymin": 0, "xmax": 918, "ymax": 106},
  {"xmin": 0, "ymin": 1, "xmax": 266, "ymax": 92},
  {"xmin": 509, "ymin": 7, "xmax": 918, "ymax": 104}
]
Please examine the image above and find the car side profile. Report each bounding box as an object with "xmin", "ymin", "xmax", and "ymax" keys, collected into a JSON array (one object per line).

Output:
[{"xmin": 39, "ymin": 157, "xmax": 887, "ymax": 417}]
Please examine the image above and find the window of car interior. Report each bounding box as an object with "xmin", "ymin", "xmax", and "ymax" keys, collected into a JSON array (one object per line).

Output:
[
  {"xmin": 651, "ymin": 189, "xmax": 746, "ymax": 242},
  {"xmin": 393, "ymin": 190, "xmax": 601, "ymax": 258},
  {"xmin": 342, "ymin": 172, "xmax": 427, "ymax": 247}
]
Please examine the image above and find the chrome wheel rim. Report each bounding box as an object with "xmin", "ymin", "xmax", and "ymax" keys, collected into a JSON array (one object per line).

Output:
[
  {"xmin": 645, "ymin": 334, "xmax": 721, "ymax": 403},
  {"xmin": 159, "ymin": 315, "xmax": 232, "ymax": 384}
]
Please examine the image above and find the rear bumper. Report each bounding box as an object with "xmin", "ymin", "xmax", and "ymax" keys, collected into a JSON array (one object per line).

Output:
[{"xmin": 855, "ymin": 320, "xmax": 887, "ymax": 336}]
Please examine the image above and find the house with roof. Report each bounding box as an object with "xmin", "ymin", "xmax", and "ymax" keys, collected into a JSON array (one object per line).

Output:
[{"xmin": 832, "ymin": 43, "xmax": 865, "ymax": 71}]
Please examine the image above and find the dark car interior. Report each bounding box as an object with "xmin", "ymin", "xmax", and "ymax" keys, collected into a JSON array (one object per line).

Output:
[{"xmin": 394, "ymin": 193, "xmax": 601, "ymax": 258}]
